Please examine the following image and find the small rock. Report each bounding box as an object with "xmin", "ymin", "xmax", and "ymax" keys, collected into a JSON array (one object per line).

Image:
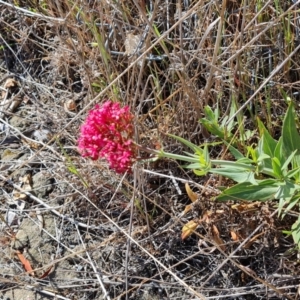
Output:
[
  {"xmin": 32, "ymin": 171, "xmax": 54, "ymax": 198},
  {"xmin": 32, "ymin": 129, "xmax": 52, "ymax": 142},
  {"xmin": 11, "ymin": 229, "xmax": 29, "ymax": 250},
  {"xmin": 9, "ymin": 114, "xmax": 31, "ymax": 131},
  {"xmin": 1, "ymin": 149, "xmax": 23, "ymax": 161}
]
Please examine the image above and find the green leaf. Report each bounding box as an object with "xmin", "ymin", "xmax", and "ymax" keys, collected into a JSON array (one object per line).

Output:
[
  {"xmin": 203, "ymin": 145, "xmax": 210, "ymax": 165},
  {"xmin": 286, "ymin": 166, "xmax": 300, "ymax": 179},
  {"xmin": 185, "ymin": 162, "xmax": 210, "ymax": 171},
  {"xmin": 210, "ymin": 167, "xmax": 257, "ymax": 184},
  {"xmin": 274, "ymin": 179, "xmax": 300, "ymax": 216},
  {"xmin": 216, "ymin": 179, "xmax": 279, "ymax": 202},
  {"xmin": 271, "ymin": 157, "xmax": 282, "ymax": 178},
  {"xmin": 220, "ymin": 115, "xmax": 228, "ymax": 128},
  {"xmin": 283, "ymin": 193, "xmax": 300, "ymax": 217},
  {"xmin": 199, "ymin": 106, "xmax": 234, "ymax": 140},
  {"xmin": 245, "ymin": 130, "xmax": 255, "ymax": 140},
  {"xmin": 281, "ymin": 149, "xmax": 297, "ymax": 172},
  {"xmin": 226, "ymin": 101, "xmax": 238, "ymax": 132},
  {"xmin": 247, "ymin": 145, "xmax": 259, "ymax": 162},
  {"xmin": 210, "ymin": 160, "xmax": 256, "ymax": 172},
  {"xmin": 282, "ymin": 102, "xmax": 300, "ymax": 155},
  {"xmin": 257, "ymin": 118, "xmax": 277, "ymax": 157},
  {"xmin": 182, "ymin": 151, "xmax": 200, "ymax": 158},
  {"xmin": 291, "ymin": 217, "xmax": 300, "ymax": 248},
  {"xmin": 274, "ymin": 179, "xmax": 300, "ymax": 200},
  {"xmin": 292, "ymin": 155, "xmax": 300, "ymax": 182},
  {"xmin": 278, "ymin": 197, "xmax": 287, "ymax": 217},
  {"xmin": 257, "ymin": 141, "xmax": 272, "ymax": 173},
  {"xmin": 282, "ymin": 230, "xmax": 292, "ymax": 236},
  {"xmin": 256, "ymin": 120, "xmax": 278, "ymax": 173},
  {"xmin": 215, "ymin": 105, "xmax": 220, "ymax": 120},
  {"xmin": 204, "ymin": 105, "xmax": 217, "ymax": 121},
  {"xmin": 157, "ymin": 150, "xmax": 200, "ymax": 163},
  {"xmin": 257, "ymin": 153, "xmax": 271, "ymax": 162},
  {"xmin": 200, "ymin": 118, "xmax": 225, "ymax": 139},
  {"xmin": 224, "ymin": 142, "xmax": 245, "ymax": 160},
  {"xmin": 194, "ymin": 169, "xmax": 209, "ymax": 176},
  {"xmin": 168, "ymin": 134, "xmax": 204, "ymax": 154},
  {"xmin": 237, "ymin": 157, "xmax": 255, "ymax": 165},
  {"xmin": 274, "ymin": 137, "xmax": 285, "ymax": 166},
  {"xmin": 184, "ymin": 162, "xmax": 202, "ymax": 169}
]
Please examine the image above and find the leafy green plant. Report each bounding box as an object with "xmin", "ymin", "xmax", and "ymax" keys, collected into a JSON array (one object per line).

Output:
[
  {"xmin": 200, "ymin": 104, "xmax": 236, "ymax": 141},
  {"xmin": 159, "ymin": 99, "xmax": 300, "ymax": 247},
  {"xmin": 200, "ymin": 101, "xmax": 253, "ymax": 144}
]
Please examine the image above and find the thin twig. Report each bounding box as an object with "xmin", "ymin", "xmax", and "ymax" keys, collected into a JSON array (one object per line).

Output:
[
  {"xmin": 0, "ymin": 0, "xmax": 65, "ymax": 22},
  {"xmin": 202, "ymin": 0, "xmax": 227, "ymax": 104},
  {"xmin": 75, "ymin": 224, "xmax": 111, "ymax": 300},
  {"xmin": 225, "ymin": 42, "xmax": 300, "ymax": 126},
  {"xmin": 0, "ymin": 173, "xmax": 208, "ymax": 300}
]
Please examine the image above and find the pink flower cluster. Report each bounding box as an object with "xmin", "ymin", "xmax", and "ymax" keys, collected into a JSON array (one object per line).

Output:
[{"xmin": 78, "ymin": 101, "xmax": 136, "ymax": 174}]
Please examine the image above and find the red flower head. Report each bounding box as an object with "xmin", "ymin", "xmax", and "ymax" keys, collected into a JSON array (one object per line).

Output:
[{"xmin": 78, "ymin": 101, "xmax": 136, "ymax": 174}]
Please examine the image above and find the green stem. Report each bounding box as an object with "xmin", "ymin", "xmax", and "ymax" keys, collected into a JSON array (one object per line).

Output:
[{"xmin": 136, "ymin": 144, "xmax": 276, "ymax": 178}]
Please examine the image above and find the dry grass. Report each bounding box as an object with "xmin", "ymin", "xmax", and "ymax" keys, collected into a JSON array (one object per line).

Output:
[{"xmin": 0, "ymin": 0, "xmax": 300, "ymax": 299}]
